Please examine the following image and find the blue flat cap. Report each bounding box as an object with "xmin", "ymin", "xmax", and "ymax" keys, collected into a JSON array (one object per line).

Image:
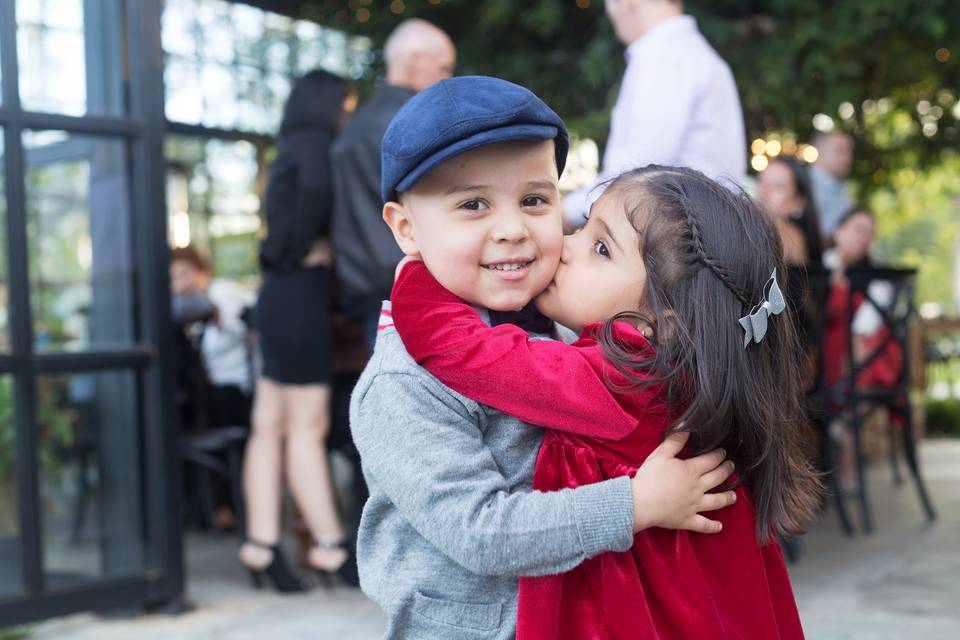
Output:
[{"xmin": 380, "ymin": 76, "xmax": 569, "ymax": 202}]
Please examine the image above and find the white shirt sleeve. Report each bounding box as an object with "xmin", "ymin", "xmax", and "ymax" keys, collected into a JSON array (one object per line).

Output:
[
  {"xmin": 602, "ymin": 55, "xmax": 695, "ymax": 175},
  {"xmin": 852, "ymin": 281, "xmax": 894, "ymax": 336}
]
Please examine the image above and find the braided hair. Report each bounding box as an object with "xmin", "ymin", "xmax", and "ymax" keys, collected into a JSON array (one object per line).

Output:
[
  {"xmin": 680, "ymin": 191, "xmax": 753, "ymax": 309},
  {"xmin": 596, "ymin": 165, "xmax": 822, "ymax": 543}
]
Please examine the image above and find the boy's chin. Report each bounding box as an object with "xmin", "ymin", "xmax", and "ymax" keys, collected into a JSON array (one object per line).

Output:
[{"xmin": 474, "ymin": 291, "xmax": 536, "ymax": 313}]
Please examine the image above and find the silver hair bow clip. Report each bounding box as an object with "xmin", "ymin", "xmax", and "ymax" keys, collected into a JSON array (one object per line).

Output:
[{"xmin": 738, "ymin": 269, "xmax": 785, "ymax": 348}]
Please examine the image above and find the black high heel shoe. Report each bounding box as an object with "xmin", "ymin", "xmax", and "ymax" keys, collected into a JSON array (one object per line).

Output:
[
  {"xmin": 241, "ymin": 538, "xmax": 310, "ymax": 593},
  {"xmin": 309, "ymin": 539, "xmax": 352, "ymax": 588}
]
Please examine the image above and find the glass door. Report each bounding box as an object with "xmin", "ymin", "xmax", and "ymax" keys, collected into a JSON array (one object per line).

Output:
[{"xmin": 0, "ymin": 0, "xmax": 182, "ymax": 626}]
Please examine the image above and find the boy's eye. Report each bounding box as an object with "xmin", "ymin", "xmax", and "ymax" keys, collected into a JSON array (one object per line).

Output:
[
  {"xmin": 460, "ymin": 199, "xmax": 488, "ymax": 211},
  {"xmin": 521, "ymin": 195, "xmax": 547, "ymax": 207},
  {"xmin": 594, "ymin": 240, "xmax": 611, "ymax": 258}
]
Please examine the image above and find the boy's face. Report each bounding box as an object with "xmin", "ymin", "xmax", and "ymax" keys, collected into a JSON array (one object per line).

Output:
[{"xmin": 384, "ymin": 140, "xmax": 563, "ymax": 311}]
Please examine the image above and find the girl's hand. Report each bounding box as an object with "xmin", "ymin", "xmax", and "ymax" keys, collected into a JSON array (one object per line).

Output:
[{"xmin": 630, "ymin": 431, "xmax": 736, "ymax": 534}]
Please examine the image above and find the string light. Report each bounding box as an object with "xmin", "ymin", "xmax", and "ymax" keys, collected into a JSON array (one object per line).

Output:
[
  {"xmin": 801, "ymin": 146, "xmax": 819, "ymax": 163},
  {"xmin": 935, "ymin": 48, "xmax": 950, "ymax": 63},
  {"xmin": 356, "ymin": 8, "xmax": 370, "ymax": 22},
  {"xmin": 390, "ymin": 0, "xmax": 405, "ymax": 13},
  {"xmin": 750, "ymin": 155, "xmax": 768, "ymax": 172},
  {"xmin": 750, "ymin": 138, "xmax": 766, "ymax": 155},
  {"xmin": 765, "ymin": 139, "xmax": 782, "ymax": 157},
  {"xmin": 576, "ymin": 0, "xmax": 591, "ymax": 8}
]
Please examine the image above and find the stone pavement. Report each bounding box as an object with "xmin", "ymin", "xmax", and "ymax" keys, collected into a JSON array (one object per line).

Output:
[{"xmin": 26, "ymin": 439, "xmax": 960, "ymax": 640}]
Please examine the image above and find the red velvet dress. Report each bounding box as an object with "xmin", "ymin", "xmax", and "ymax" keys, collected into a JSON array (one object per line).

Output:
[{"xmin": 391, "ymin": 261, "xmax": 805, "ymax": 640}]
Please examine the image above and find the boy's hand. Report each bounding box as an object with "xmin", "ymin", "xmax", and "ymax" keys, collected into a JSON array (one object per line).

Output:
[
  {"xmin": 395, "ymin": 255, "xmax": 421, "ymax": 281},
  {"xmin": 630, "ymin": 431, "xmax": 736, "ymax": 534}
]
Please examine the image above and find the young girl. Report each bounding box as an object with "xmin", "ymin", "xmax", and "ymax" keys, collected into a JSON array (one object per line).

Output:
[{"xmin": 390, "ymin": 165, "xmax": 821, "ymax": 639}]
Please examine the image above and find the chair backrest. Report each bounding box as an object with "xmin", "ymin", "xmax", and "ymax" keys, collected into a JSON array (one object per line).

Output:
[{"xmin": 844, "ymin": 266, "xmax": 917, "ymax": 399}]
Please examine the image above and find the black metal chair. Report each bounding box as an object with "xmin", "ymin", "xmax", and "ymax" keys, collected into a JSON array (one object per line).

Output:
[
  {"xmin": 823, "ymin": 267, "xmax": 936, "ymax": 533},
  {"xmin": 790, "ymin": 264, "xmax": 858, "ymax": 536},
  {"xmin": 174, "ymin": 310, "xmax": 253, "ymax": 535}
]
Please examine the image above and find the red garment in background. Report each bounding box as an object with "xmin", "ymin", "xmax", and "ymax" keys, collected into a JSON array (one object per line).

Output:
[
  {"xmin": 823, "ymin": 281, "xmax": 902, "ymax": 391},
  {"xmin": 391, "ymin": 261, "xmax": 804, "ymax": 640}
]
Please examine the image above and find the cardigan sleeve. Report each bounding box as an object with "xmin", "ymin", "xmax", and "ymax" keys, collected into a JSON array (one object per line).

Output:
[{"xmin": 390, "ymin": 261, "xmax": 642, "ymax": 441}]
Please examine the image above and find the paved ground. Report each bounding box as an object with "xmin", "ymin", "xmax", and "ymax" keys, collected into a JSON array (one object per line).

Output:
[{"xmin": 25, "ymin": 439, "xmax": 960, "ymax": 640}]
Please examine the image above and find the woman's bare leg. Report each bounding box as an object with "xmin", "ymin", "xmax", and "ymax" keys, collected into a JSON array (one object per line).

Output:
[
  {"xmin": 238, "ymin": 377, "xmax": 286, "ymax": 569},
  {"xmin": 283, "ymin": 383, "xmax": 347, "ymax": 571}
]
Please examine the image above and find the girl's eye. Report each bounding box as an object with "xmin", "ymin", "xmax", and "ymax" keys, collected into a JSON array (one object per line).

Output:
[
  {"xmin": 594, "ymin": 240, "xmax": 611, "ymax": 258},
  {"xmin": 521, "ymin": 195, "xmax": 547, "ymax": 207},
  {"xmin": 460, "ymin": 199, "xmax": 487, "ymax": 211}
]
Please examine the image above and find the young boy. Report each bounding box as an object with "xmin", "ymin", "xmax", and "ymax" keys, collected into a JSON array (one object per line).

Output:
[{"xmin": 350, "ymin": 76, "xmax": 734, "ymax": 639}]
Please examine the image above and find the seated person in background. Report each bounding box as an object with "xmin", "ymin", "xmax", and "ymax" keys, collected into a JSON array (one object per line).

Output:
[
  {"xmin": 822, "ymin": 207, "xmax": 899, "ymax": 491},
  {"xmin": 170, "ymin": 246, "xmax": 255, "ymax": 428}
]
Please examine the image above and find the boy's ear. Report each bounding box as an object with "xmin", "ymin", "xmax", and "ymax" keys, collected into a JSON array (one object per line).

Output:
[{"xmin": 382, "ymin": 200, "xmax": 420, "ymax": 257}]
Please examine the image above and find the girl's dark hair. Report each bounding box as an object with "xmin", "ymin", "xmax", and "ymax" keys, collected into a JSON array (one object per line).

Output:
[
  {"xmin": 279, "ymin": 69, "xmax": 351, "ymax": 135},
  {"xmin": 771, "ymin": 156, "xmax": 824, "ymax": 265},
  {"xmin": 598, "ymin": 166, "xmax": 822, "ymax": 543}
]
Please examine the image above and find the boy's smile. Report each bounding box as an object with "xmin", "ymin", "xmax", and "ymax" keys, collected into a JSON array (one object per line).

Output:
[{"xmin": 384, "ymin": 140, "xmax": 563, "ymax": 312}]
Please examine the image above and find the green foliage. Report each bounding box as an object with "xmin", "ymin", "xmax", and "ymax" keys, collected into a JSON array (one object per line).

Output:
[
  {"xmin": 869, "ymin": 153, "xmax": 960, "ymax": 308},
  {"xmin": 925, "ymin": 397, "xmax": 960, "ymax": 437},
  {"xmin": 0, "ymin": 626, "xmax": 32, "ymax": 640},
  {"xmin": 0, "ymin": 377, "xmax": 76, "ymax": 486},
  {"xmin": 0, "ymin": 377, "xmax": 12, "ymax": 480},
  {"xmin": 34, "ymin": 380, "xmax": 75, "ymax": 486}
]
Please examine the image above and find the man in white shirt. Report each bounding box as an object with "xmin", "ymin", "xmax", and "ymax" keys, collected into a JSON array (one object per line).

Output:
[{"xmin": 564, "ymin": 0, "xmax": 746, "ymax": 229}]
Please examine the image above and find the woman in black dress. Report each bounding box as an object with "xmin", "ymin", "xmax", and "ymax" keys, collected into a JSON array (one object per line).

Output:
[{"xmin": 239, "ymin": 69, "xmax": 356, "ymax": 591}]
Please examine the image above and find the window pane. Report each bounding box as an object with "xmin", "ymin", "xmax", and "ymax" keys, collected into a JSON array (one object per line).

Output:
[
  {"xmin": 38, "ymin": 369, "xmax": 145, "ymax": 589},
  {"xmin": 16, "ymin": 0, "xmax": 126, "ymax": 116},
  {"xmin": 165, "ymin": 136, "xmax": 261, "ymax": 283},
  {"xmin": 24, "ymin": 131, "xmax": 136, "ymax": 351},
  {"xmin": 0, "ymin": 129, "xmax": 8, "ymax": 353},
  {"xmin": 0, "ymin": 376, "xmax": 22, "ymax": 598},
  {"xmin": 162, "ymin": 0, "xmax": 371, "ymax": 134}
]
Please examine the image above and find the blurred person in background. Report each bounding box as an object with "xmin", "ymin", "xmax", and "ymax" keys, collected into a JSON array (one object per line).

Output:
[
  {"xmin": 822, "ymin": 207, "xmax": 899, "ymax": 492},
  {"xmin": 331, "ymin": 18, "xmax": 456, "ymax": 349},
  {"xmin": 809, "ymin": 130, "xmax": 855, "ymax": 239},
  {"xmin": 755, "ymin": 156, "xmax": 823, "ymax": 268},
  {"xmin": 563, "ymin": 0, "xmax": 746, "ymax": 229},
  {"xmin": 240, "ymin": 70, "xmax": 355, "ymax": 592},
  {"xmin": 170, "ymin": 246, "xmax": 254, "ymax": 428},
  {"xmin": 755, "ymin": 156, "xmax": 824, "ymax": 382}
]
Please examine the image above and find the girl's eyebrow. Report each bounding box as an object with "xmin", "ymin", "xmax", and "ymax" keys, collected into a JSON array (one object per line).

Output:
[{"xmin": 599, "ymin": 219, "xmax": 624, "ymax": 254}]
